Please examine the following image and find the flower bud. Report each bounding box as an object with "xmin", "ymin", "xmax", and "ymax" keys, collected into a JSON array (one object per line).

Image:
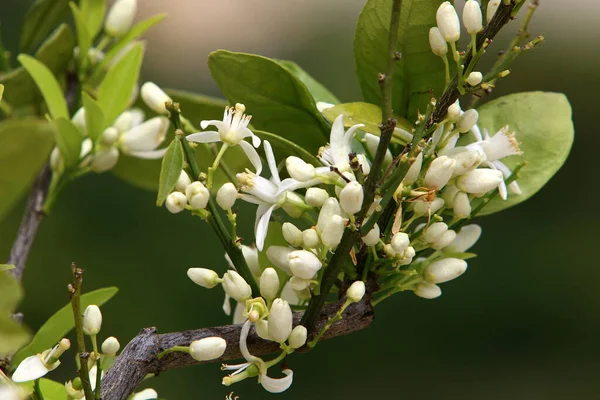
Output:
[
  {"xmin": 216, "ymin": 182, "xmax": 237, "ymax": 210},
  {"xmin": 305, "ymin": 188, "xmax": 329, "ymax": 207},
  {"xmin": 165, "ymin": 191, "xmax": 187, "ymax": 214},
  {"xmin": 266, "ymin": 246, "xmax": 294, "ymax": 274},
  {"xmin": 130, "ymin": 389, "xmax": 158, "ymax": 400},
  {"xmin": 186, "ymin": 181, "xmax": 210, "ymax": 209},
  {"xmin": 83, "ymin": 305, "xmax": 102, "ymax": 335},
  {"xmin": 290, "ymin": 276, "xmax": 310, "ymax": 291},
  {"xmin": 282, "ymin": 223, "xmax": 303, "ymax": 247},
  {"xmin": 414, "ymin": 282, "xmax": 442, "ymax": 299},
  {"xmin": 436, "ymin": 1, "xmax": 460, "ymax": 42},
  {"xmin": 347, "ymin": 281, "xmax": 365, "ymax": 303},
  {"xmin": 432, "ymin": 229, "xmax": 457, "ymax": 250},
  {"xmin": 72, "ymin": 107, "xmax": 87, "ymax": 135},
  {"xmin": 317, "ymin": 197, "xmax": 341, "ymax": 230},
  {"xmin": 456, "ymin": 168, "xmax": 503, "ymax": 194},
  {"xmin": 91, "ymin": 146, "xmax": 120, "ymax": 172},
  {"xmin": 222, "ymin": 271, "xmax": 252, "ymax": 301},
  {"xmin": 413, "ymin": 197, "xmax": 445, "ymax": 216},
  {"xmin": 320, "ymin": 214, "xmax": 345, "ymax": 248},
  {"xmin": 175, "ymin": 170, "xmax": 191, "ymax": 192},
  {"xmin": 447, "ymin": 99, "xmax": 462, "ymax": 121},
  {"xmin": 302, "ymin": 228, "xmax": 320, "ymax": 249},
  {"xmin": 423, "ymin": 222, "xmax": 448, "ymax": 243},
  {"xmin": 487, "ymin": 0, "xmax": 500, "ymax": 22},
  {"xmin": 66, "ymin": 380, "xmax": 84, "ymax": 399},
  {"xmin": 339, "ymin": 181, "xmax": 364, "ymax": 214},
  {"xmin": 254, "ymin": 319, "xmax": 271, "ymax": 340},
  {"xmin": 189, "ymin": 337, "xmax": 227, "ymax": 362},
  {"xmin": 288, "ymin": 325, "xmax": 307, "ymax": 349},
  {"xmin": 268, "ymin": 299, "xmax": 293, "ymax": 343},
  {"xmin": 463, "ymin": 0, "xmax": 483, "ymax": 34},
  {"xmin": 383, "ymin": 243, "xmax": 396, "ymax": 258},
  {"xmin": 105, "ymin": 0, "xmax": 137, "ymax": 37},
  {"xmin": 288, "ymin": 250, "xmax": 322, "ymax": 280},
  {"xmin": 404, "ymin": 152, "xmax": 423, "ymax": 185},
  {"xmin": 362, "ymin": 224, "xmax": 380, "ymax": 246},
  {"xmin": 425, "ymin": 258, "xmax": 467, "ymax": 283},
  {"xmin": 260, "ymin": 268, "xmax": 280, "ymax": 301},
  {"xmin": 429, "ymin": 27, "xmax": 448, "ymax": 56},
  {"xmin": 101, "ymin": 127, "xmax": 119, "ymax": 146},
  {"xmin": 281, "ymin": 191, "xmax": 306, "ymax": 218},
  {"xmin": 391, "ymin": 232, "xmax": 410, "ymax": 253},
  {"xmin": 50, "ymin": 147, "xmax": 62, "ymax": 170},
  {"xmin": 190, "ymin": 192, "xmax": 209, "ymax": 210},
  {"xmin": 356, "ymin": 153, "xmax": 371, "ymax": 175},
  {"xmin": 363, "ymin": 133, "xmax": 393, "ymax": 166},
  {"xmin": 447, "ymin": 224, "xmax": 482, "ymax": 252},
  {"xmin": 448, "ymin": 147, "xmax": 485, "ymax": 176},
  {"xmin": 441, "ymin": 185, "xmax": 460, "ymax": 207},
  {"xmin": 101, "ymin": 337, "xmax": 120, "ymax": 356},
  {"xmin": 424, "ymin": 156, "xmax": 456, "ymax": 190},
  {"xmin": 187, "ymin": 268, "xmax": 221, "ymax": 289},
  {"xmin": 453, "ymin": 191, "xmax": 471, "ymax": 219},
  {"xmin": 466, "ymin": 71, "xmax": 483, "ymax": 86},
  {"xmin": 141, "ymin": 82, "xmax": 172, "ymax": 115},
  {"xmin": 396, "ymin": 246, "xmax": 416, "ymax": 266},
  {"xmin": 286, "ymin": 156, "xmax": 315, "ymax": 182},
  {"xmin": 457, "ymin": 109, "xmax": 479, "ymax": 133},
  {"xmin": 113, "ymin": 110, "xmax": 134, "ymax": 133}
]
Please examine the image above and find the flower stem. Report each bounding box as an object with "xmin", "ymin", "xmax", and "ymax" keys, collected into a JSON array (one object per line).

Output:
[
  {"xmin": 157, "ymin": 346, "xmax": 190, "ymax": 359},
  {"xmin": 308, "ymin": 299, "xmax": 351, "ymax": 348},
  {"xmin": 91, "ymin": 335, "xmax": 102, "ymax": 400},
  {"xmin": 33, "ymin": 379, "xmax": 45, "ymax": 400},
  {"xmin": 207, "ymin": 144, "xmax": 229, "ymax": 189}
]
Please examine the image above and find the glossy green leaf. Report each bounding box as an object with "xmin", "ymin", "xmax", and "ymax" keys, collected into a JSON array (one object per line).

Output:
[
  {"xmin": 355, "ymin": 0, "xmax": 445, "ymax": 121},
  {"xmin": 20, "ymin": 379, "xmax": 67, "ymax": 400},
  {"xmin": 51, "ymin": 118, "xmax": 84, "ymax": 168},
  {"xmin": 278, "ymin": 60, "xmax": 340, "ymax": 104},
  {"xmin": 69, "ymin": 2, "xmax": 91, "ymax": 70},
  {"xmin": 18, "ymin": 54, "xmax": 69, "ymax": 120},
  {"xmin": 20, "ymin": 0, "xmax": 70, "ymax": 52},
  {"xmin": 0, "ymin": 314, "xmax": 31, "ymax": 357},
  {"xmin": 80, "ymin": 0, "xmax": 106, "ymax": 40},
  {"xmin": 475, "ymin": 92, "xmax": 574, "ymax": 215},
  {"xmin": 156, "ymin": 139, "xmax": 184, "ymax": 206},
  {"xmin": 254, "ymin": 130, "xmax": 321, "ymax": 166},
  {"xmin": 0, "ymin": 264, "xmax": 15, "ymax": 272},
  {"xmin": 81, "ymin": 92, "xmax": 104, "ymax": 141},
  {"xmin": 11, "ymin": 287, "xmax": 119, "ymax": 366},
  {"xmin": 208, "ymin": 50, "xmax": 329, "ymax": 154},
  {"xmin": 97, "ymin": 43, "xmax": 144, "ymax": 125},
  {"xmin": 166, "ymin": 89, "xmax": 228, "ymax": 128},
  {"xmin": 0, "ymin": 119, "xmax": 55, "ymax": 222},
  {"xmin": 1, "ymin": 24, "xmax": 75, "ymax": 108}
]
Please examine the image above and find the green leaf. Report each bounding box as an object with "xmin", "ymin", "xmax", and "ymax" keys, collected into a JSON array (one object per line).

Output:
[
  {"xmin": 20, "ymin": 0, "xmax": 70, "ymax": 52},
  {"xmin": 156, "ymin": 139, "xmax": 184, "ymax": 206},
  {"xmin": 97, "ymin": 43, "xmax": 144, "ymax": 126},
  {"xmin": 254, "ymin": 130, "xmax": 321, "ymax": 166},
  {"xmin": 1, "ymin": 24, "xmax": 75, "ymax": 108},
  {"xmin": 0, "ymin": 264, "xmax": 15, "ymax": 272},
  {"xmin": 0, "ymin": 314, "xmax": 31, "ymax": 358},
  {"xmin": 11, "ymin": 287, "xmax": 118, "ymax": 366},
  {"xmin": 80, "ymin": 0, "xmax": 106, "ymax": 40},
  {"xmin": 18, "ymin": 54, "xmax": 69, "ymax": 120},
  {"xmin": 208, "ymin": 50, "xmax": 329, "ymax": 154},
  {"xmin": 81, "ymin": 92, "xmax": 104, "ymax": 141},
  {"xmin": 0, "ymin": 271, "xmax": 23, "ymax": 313},
  {"xmin": 277, "ymin": 60, "xmax": 340, "ymax": 104},
  {"xmin": 69, "ymin": 2, "xmax": 91, "ymax": 71},
  {"xmin": 20, "ymin": 378, "xmax": 69, "ymax": 400},
  {"xmin": 475, "ymin": 92, "xmax": 574, "ymax": 215},
  {"xmin": 354, "ymin": 0, "xmax": 446, "ymax": 121},
  {"xmin": 0, "ymin": 119, "xmax": 55, "ymax": 222},
  {"xmin": 165, "ymin": 89, "xmax": 228, "ymax": 127},
  {"xmin": 51, "ymin": 118, "xmax": 84, "ymax": 168}
]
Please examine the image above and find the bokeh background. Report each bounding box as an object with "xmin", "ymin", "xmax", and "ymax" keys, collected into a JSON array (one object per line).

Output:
[{"xmin": 2, "ymin": 0, "xmax": 600, "ymax": 399}]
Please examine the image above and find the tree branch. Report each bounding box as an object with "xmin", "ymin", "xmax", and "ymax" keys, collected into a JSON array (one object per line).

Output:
[{"xmin": 101, "ymin": 295, "xmax": 375, "ymax": 400}]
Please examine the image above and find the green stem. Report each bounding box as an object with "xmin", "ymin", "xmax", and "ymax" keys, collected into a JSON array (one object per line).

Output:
[
  {"xmin": 442, "ymin": 55, "xmax": 450, "ymax": 88},
  {"xmin": 157, "ymin": 346, "xmax": 190, "ymax": 359},
  {"xmin": 33, "ymin": 379, "xmax": 45, "ymax": 400},
  {"xmin": 207, "ymin": 144, "xmax": 229, "ymax": 189},
  {"xmin": 308, "ymin": 299, "xmax": 351, "ymax": 348},
  {"xmin": 91, "ymin": 336, "xmax": 101, "ymax": 400}
]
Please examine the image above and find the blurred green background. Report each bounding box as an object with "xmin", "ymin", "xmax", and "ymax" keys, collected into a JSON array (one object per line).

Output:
[{"xmin": 2, "ymin": 0, "xmax": 599, "ymax": 399}]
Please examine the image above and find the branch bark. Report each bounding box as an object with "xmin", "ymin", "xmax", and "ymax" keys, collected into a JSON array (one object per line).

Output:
[{"xmin": 101, "ymin": 296, "xmax": 375, "ymax": 400}]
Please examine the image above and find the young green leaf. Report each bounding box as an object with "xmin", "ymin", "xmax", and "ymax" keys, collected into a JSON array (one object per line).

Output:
[
  {"xmin": 19, "ymin": 379, "xmax": 68, "ymax": 400},
  {"xmin": 51, "ymin": 118, "xmax": 84, "ymax": 168},
  {"xmin": 0, "ymin": 119, "xmax": 54, "ymax": 222},
  {"xmin": 80, "ymin": 0, "xmax": 106, "ymax": 40},
  {"xmin": 19, "ymin": 0, "xmax": 70, "ymax": 52},
  {"xmin": 156, "ymin": 139, "xmax": 184, "ymax": 206},
  {"xmin": 81, "ymin": 92, "xmax": 104, "ymax": 141},
  {"xmin": 354, "ymin": 0, "xmax": 446, "ymax": 121},
  {"xmin": 0, "ymin": 264, "xmax": 15, "ymax": 272},
  {"xmin": 18, "ymin": 54, "xmax": 69, "ymax": 120},
  {"xmin": 254, "ymin": 130, "xmax": 321, "ymax": 167},
  {"xmin": 0, "ymin": 271, "xmax": 23, "ymax": 313},
  {"xmin": 208, "ymin": 50, "xmax": 329, "ymax": 154},
  {"xmin": 277, "ymin": 60, "xmax": 340, "ymax": 105},
  {"xmin": 11, "ymin": 287, "xmax": 118, "ymax": 366},
  {"xmin": 97, "ymin": 42, "xmax": 144, "ymax": 125},
  {"xmin": 0, "ymin": 314, "xmax": 31, "ymax": 358},
  {"xmin": 475, "ymin": 92, "xmax": 574, "ymax": 215},
  {"xmin": 69, "ymin": 2, "xmax": 92, "ymax": 71}
]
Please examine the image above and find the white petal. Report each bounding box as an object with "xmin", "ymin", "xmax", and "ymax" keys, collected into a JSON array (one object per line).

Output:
[
  {"xmin": 251, "ymin": 134, "xmax": 261, "ymax": 148},
  {"xmin": 239, "ymin": 140, "xmax": 263, "ymax": 175},
  {"xmin": 256, "ymin": 204, "xmax": 276, "ymax": 251},
  {"xmin": 11, "ymin": 355, "xmax": 50, "ymax": 382},
  {"xmin": 129, "ymin": 108, "xmax": 145, "ymax": 127},
  {"xmin": 239, "ymin": 320, "xmax": 259, "ymax": 363},
  {"xmin": 186, "ymin": 131, "xmax": 221, "ymax": 143},
  {"xmin": 120, "ymin": 117, "xmax": 169, "ymax": 152},
  {"xmin": 222, "ymin": 293, "xmax": 232, "ymax": 316},
  {"xmin": 263, "ymin": 140, "xmax": 280, "ymax": 184},
  {"xmin": 239, "ymin": 193, "xmax": 269, "ymax": 206},
  {"xmin": 471, "ymin": 123, "xmax": 483, "ymax": 141},
  {"xmin": 260, "ymin": 369, "xmax": 294, "ymax": 393},
  {"xmin": 329, "ymin": 115, "xmax": 345, "ymax": 150},
  {"xmin": 233, "ymin": 301, "xmax": 246, "ymax": 324},
  {"xmin": 200, "ymin": 119, "xmax": 226, "ymax": 131},
  {"xmin": 130, "ymin": 388, "xmax": 158, "ymax": 400},
  {"xmin": 509, "ymin": 181, "xmax": 522, "ymax": 195},
  {"xmin": 127, "ymin": 148, "xmax": 168, "ymax": 159}
]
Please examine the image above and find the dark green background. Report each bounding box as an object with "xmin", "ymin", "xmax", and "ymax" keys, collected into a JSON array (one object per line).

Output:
[{"xmin": 1, "ymin": 1, "xmax": 599, "ymax": 399}]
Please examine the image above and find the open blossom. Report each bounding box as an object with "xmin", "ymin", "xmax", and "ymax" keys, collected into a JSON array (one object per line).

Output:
[
  {"xmin": 12, "ymin": 339, "xmax": 70, "ymax": 382},
  {"xmin": 318, "ymin": 114, "xmax": 364, "ymax": 173}
]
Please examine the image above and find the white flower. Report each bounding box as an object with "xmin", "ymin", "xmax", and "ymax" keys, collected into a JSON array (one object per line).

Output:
[
  {"xmin": 423, "ymin": 222, "xmax": 448, "ymax": 243},
  {"xmin": 429, "ymin": 27, "xmax": 448, "ymax": 56},
  {"xmin": 130, "ymin": 388, "xmax": 158, "ymax": 400},
  {"xmin": 425, "ymin": 258, "xmax": 467, "ymax": 283},
  {"xmin": 424, "ymin": 156, "xmax": 456, "ymax": 190},
  {"xmin": 165, "ymin": 192, "xmax": 187, "ymax": 214},
  {"xmin": 259, "ymin": 268, "xmax": 280, "ymax": 301},
  {"xmin": 189, "ymin": 337, "xmax": 227, "ymax": 362},
  {"xmin": 456, "ymin": 168, "xmax": 504, "ymax": 194},
  {"xmin": 457, "ymin": 109, "xmax": 479, "ymax": 133},
  {"xmin": 11, "ymin": 339, "xmax": 70, "ymax": 382},
  {"xmin": 436, "ymin": 1, "xmax": 460, "ymax": 42},
  {"xmin": 268, "ymin": 299, "xmax": 293, "ymax": 343},
  {"xmin": 288, "ymin": 250, "xmax": 322, "ymax": 280},
  {"xmin": 305, "ymin": 188, "xmax": 329, "ymax": 207},
  {"xmin": 105, "ymin": 0, "xmax": 137, "ymax": 37},
  {"xmin": 414, "ymin": 282, "xmax": 442, "ymax": 299},
  {"xmin": 432, "ymin": 229, "xmax": 457, "ymax": 250},
  {"xmin": 216, "ymin": 183, "xmax": 238, "ymax": 210},
  {"xmin": 302, "ymin": 229, "xmax": 321, "ymax": 249},
  {"xmin": 101, "ymin": 336, "xmax": 120, "ymax": 356},
  {"xmin": 222, "ymin": 271, "xmax": 252, "ymax": 302},
  {"xmin": 463, "ymin": 0, "xmax": 483, "ymax": 34},
  {"xmin": 445, "ymin": 146, "xmax": 486, "ymax": 177},
  {"xmin": 118, "ymin": 116, "xmax": 169, "ymax": 158},
  {"xmin": 187, "ymin": 268, "xmax": 221, "ymax": 289},
  {"xmin": 286, "ymin": 156, "xmax": 316, "ymax": 182},
  {"xmin": 447, "ymin": 224, "xmax": 482, "ymax": 253},
  {"xmin": 452, "ymin": 191, "xmax": 471, "ymax": 219},
  {"xmin": 187, "ymin": 104, "xmax": 262, "ymax": 174},
  {"xmin": 319, "ymin": 115, "xmax": 364, "ymax": 173},
  {"xmin": 339, "ymin": 181, "xmax": 364, "ymax": 215},
  {"xmin": 346, "ymin": 281, "xmax": 366, "ymax": 303},
  {"xmin": 83, "ymin": 305, "xmax": 102, "ymax": 336},
  {"xmin": 320, "ymin": 214, "xmax": 345, "ymax": 248},
  {"xmin": 140, "ymin": 82, "xmax": 172, "ymax": 115}
]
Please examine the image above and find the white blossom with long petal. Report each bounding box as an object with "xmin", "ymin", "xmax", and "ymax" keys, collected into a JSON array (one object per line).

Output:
[{"xmin": 318, "ymin": 114, "xmax": 364, "ymax": 173}]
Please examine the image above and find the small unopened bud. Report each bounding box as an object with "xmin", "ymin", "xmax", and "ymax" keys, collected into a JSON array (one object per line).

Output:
[
  {"xmin": 432, "ymin": 229, "xmax": 457, "ymax": 250},
  {"xmin": 266, "ymin": 246, "xmax": 294, "ymax": 274},
  {"xmin": 362, "ymin": 224, "xmax": 380, "ymax": 246},
  {"xmin": 187, "ymin": 268, "xmax": 221, "ymax": 289},
  {"xmin": 189, "ymin": 337, "xmax": 227, "ymax": 361},
  {"xmin": 423, "ymin": 222, "xmax": 449, "ymax": 243},
  {"xmin": 175, "ymin": 170, "xmax": 191, "ymax": 192},
  {"xmin": 453, "ymin": 191, "xmax": 471, "ymax": 219},
  {"xmin": 486, "ymin": 0, "xmax": 500, "ymax": 22},
  {"xmin": 339, "ymin": 181, "xmax": 364, "ymax": 215},
  {"xmin": 447, "ymin": 99, "xmax": 462, "ymax": 121},
  {"xmin": 305, "ymin": 188, "xmax": 329, "ymax": 207},
  {"xmin": 457, "ymin": 109, "xmax": 479, "ymax": 133},
  {"xmin": 391, "ymin": 232, "xmax": 410, "ymax": 253},
  {"xmin": 165, "ymin": 191, "xmax": 187, "ymax": 214},
  {"xmin": 383, "ymin": 243, "xmax": 396, "ymax": 258},
  {"xmin": 424, "ymin": 156, "xmax": 456, "ymax": 190},
  {"xmin": 414, "ymin": 282, "xmax": 442, "ymax": 299},
  {"xmin": 290, "ymin": 276, "xmax": 310, "ymax": 291},
  {"xmin": 255, "ymin": 319, "xmax": 270, "ymax": 340},
  {"xmin": 317, "ymin": 197, "xmax": 342, "ymax": 231},
  {"xmin": 288, "ymin": 250, "xmax": 322, "ymax": 280},
  {"xmin": 222, "ymin": 271, "xmax": 252, "ymax": 301},
  {"xmin": 447, "ymin": 224, "xmax": 481, "ymax": 252},
  {"xmin": 286, "ymin": 156, "xmax": 315, "ymax": 182},
  {"xmin": 66, "ymin": 380, "xmax": 84, "ymax": 398},
  {"xmin": 260, "ymin": 268, "xmax": 280, "ymax": 301},
  {"xmin": 141, "ymin": 82, "xmax": 172, "ymax": 115},
  {"xmin": 105, "ymin": 0, "xmax": 137, "ymax": 37},
  {"xmin": 101, "ymin": 337, "xmax": 120, "ymax": 356},
  {"xmin": 498, "ymin": 69, "xmax": 510, "ymax": 78},
  {"xmin": 347, "ymin": 281, "xmax": 366, "ymax": 303},
  {"xmin": 404, "ymin": 152, "xmax": 423, "ymax": 185},
  {"xmin": 216, "ymin": 182, "xmax": 237, "ymax": 210},
  {"xmin": 268, "ymin": 299, "xmax": 293, "ymax": 343},
  {"xmin": 425, "ymin": 258, "xmax": 467, "ymax": 283},
  {"xmin": 429, "ymin": 27, "xmax": 448, "ymax": 56},
  {"xmin": 282, "ymin": 223, "xmax": 303, "ymax": 247},
  {"xmin": 413, "ymin": 197, "xmax": 445, "ymax": 216},
  {"xmin": 288, "ymin": 325, "xmax": 307, "ymax": 349},
  {"xmin": 456, "ymin": 168, "xmax": 503, "ymax": 194},
  {"xmin": 465, "ymin": 71, "xmax": 483, "ymax": 86},
  {"xmin": 449, "ymin": 147, "xmax": 486, "ymax": 176},
  {"xmin": 463, "ymin": 0, "xmax": 483, "ymax": 34},
  {"xmin": 436, "ymin": 1, "xmax": 460, "ymax": 42},
  {"xmin": 302, "ymin": 229, "xmax": 320, "ymax": 249},
  {"xmin": 186, "ymin": 181, "xmax": 209, "ymax": 209},
  {"xmin": 91, "ymin": 146, "xmax": 120, "ymax": 172},
  {"xmin": 83, "ymin": 305, "xmax": 102, "ymax": 336},
  {"xmin": 320, "ymin": 214, "xmax": 345, "ymax": 248},
  {"xmin": 101, "ymin": 127, "xmax": 119, "ymax": 146}
]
